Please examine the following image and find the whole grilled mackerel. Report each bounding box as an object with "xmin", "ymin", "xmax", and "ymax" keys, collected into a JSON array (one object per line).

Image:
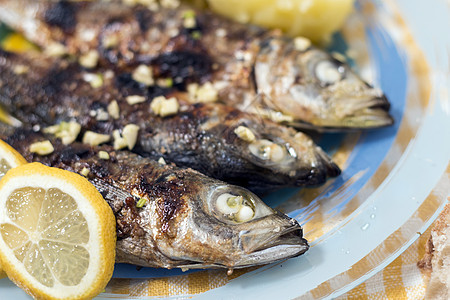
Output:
[
  {"xmin": 1, "ymin": 127, "xmax": 308, "ymax": 269},
  {"xmin": 0, "ymin": 0, "xmax": 394, "ymax": 130},
  {"xmin": 0, "ymin": 49, "xmax": 340, "ymax": 193}
]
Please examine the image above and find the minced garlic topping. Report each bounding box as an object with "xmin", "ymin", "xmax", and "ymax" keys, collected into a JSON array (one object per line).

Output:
[
  {"xmin": 293, "ymin": 36, "xmax": 311, "ymax": 52},
  {"xmin": 122, "ymin": 124, "xmax": 140, "ymax": 150},
  {"xmin": 80, "ymin": 167, "xmax": 90, "ymax": 177},
  {"xmin": 187, "ymin": 82, "xmax": 219, "ymax": 103},
  {"xmin": 158, "ymin": 157, "xmax": 166, "ymax": 165},
  {"xmin": 44, "ymin": 42, "xmax": 67, "ymax": 57},
  {"xmin": 82, "ymin": 131, "xmax": 110, "ymax": 146},
  {"xmin": 126, "ymin": 95, "xmax": 147, "ymax": 105},
  {"xmin": 113, "ymin": 130, "xmax": 127, "ymax": 150},
  {"xmin": 29, "ymin": 140, "xmax": 54, "ymax": 156},
  {"xmin": 112, "ymin": 124, "xmax": 140, "ymax": 150},
  {"xmin": 107, "ymin": 100, "xmax": 120, "ymax": 119},
  {"xmin": 150, "ymin": 96, "xmax": 179, "ymax": 117},
  {"xmin": 234, "ymin": 126, "xmax": 256, "ymax": 142},
  {"xmin": 13, "ymin": 64, "xmax": 29, "ymax": 75},
  {"xmin": 82, "ymin": 73, "xmax": 103, "ymax": 88},
  {"xmin": 43, "ymin": 121, "xmax": 81, "ymax": 145},
  {"xmin": 132, "ymin": 65, "xmax": 154, "ymax": 86},
  {"xmin": 98, "ymin": 151, "xmax": 110, "ymax": 160},
  {"xmin": 79, "ymin": 50, "xmax": 99, "ymax": 69}
]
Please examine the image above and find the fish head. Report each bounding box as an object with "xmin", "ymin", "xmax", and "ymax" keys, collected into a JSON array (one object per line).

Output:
[
  {"xmin": 228, "ymin": 117, "xmax": 341, "ymax": 191},
  {"xmin": 168, "ymin": 182, "xmax": 308, "ymax": 269},
  {"xmin": 254, "ymin": 37, "xmax": 393, "ymax": 130}
]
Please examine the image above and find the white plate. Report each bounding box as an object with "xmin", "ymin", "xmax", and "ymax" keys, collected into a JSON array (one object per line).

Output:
[{"xmin": 1, "ymin": 0, "xmax": 449, "ymax": 299}]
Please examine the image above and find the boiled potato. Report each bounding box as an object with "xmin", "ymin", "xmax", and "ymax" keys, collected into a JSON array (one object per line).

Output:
[{"xmin": 206, "ymin": 0, "xmax": 355, "ymax": 43}]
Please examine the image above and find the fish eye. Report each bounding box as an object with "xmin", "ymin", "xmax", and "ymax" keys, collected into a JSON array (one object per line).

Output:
[
  {"xmin": 209, "ymin": 187, "xmax": 261, "ymax": 224},
  {"xmin": 248, "ymin": 139, "xmax": 287, "ymax": 162},
  {"xmin": 315, "ymin": 60, "xmax": 345, "ymax": 85},
  {"xmin": 216, "ymin": 193, "xmax": 255, "ymax": 223}
]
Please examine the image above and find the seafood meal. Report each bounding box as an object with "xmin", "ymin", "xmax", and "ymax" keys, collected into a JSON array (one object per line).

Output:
[{"xmin": 0, "ymin": 0, "xmax": 393, "ymax": 275}]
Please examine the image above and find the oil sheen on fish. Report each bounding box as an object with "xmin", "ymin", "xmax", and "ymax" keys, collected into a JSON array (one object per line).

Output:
[
  {"xmin": 0, "ymin": 49, "xmax": 340, "ymax": 193},
  {"xmin": 0, "ymin": 0, "xmax": 394, "ymax": 130},
  {"xmin": 0, "ymin": 127, "xmax": 309, "ymax": 269}
]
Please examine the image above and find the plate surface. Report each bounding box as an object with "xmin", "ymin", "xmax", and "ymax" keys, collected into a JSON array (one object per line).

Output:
[{"xmin": 0, "ymin": 0, "xmax": 449, "ymax": 299}]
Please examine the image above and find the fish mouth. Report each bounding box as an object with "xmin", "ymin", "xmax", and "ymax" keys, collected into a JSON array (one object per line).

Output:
[
  {"xmin": 233, "ymin": 215, "xmax": 309, "ymax": 267},
  {"xmin": 333, "ymin": 95, "xmax": 394, "ymax": 130},
  {"xmin": 289, "ymin": 94, "xmax": 394, "ymax": 132}
]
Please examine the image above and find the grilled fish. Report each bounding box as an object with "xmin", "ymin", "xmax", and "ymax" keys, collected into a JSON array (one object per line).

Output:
[
  {"xmin": 0, "ymin": 127, "xmax": 309, "ymax": 269},
  {"xmin": 0, "ymin": 48, "xmax": 340, "ymax": 193},
  {"xmin": 0, "ymin": 0, "xmax": 394, "ymax": 130}
]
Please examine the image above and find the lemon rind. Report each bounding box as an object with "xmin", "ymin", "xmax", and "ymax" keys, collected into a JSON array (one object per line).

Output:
[{"xmin": 0, "ymin": 163, "xmax": 116, "ymax": 300}]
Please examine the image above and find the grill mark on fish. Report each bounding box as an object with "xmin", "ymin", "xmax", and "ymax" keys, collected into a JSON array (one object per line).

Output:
[
  {"xmin": 0, "ymin": 126, "xmax": 309, "ymax": 269},
  {"xmin": 0, "ymin": 49, "xmax": 340, "ymax": 193}
]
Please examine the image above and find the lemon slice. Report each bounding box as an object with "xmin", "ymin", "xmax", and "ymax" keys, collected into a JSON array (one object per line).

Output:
[
  {"xmin": 0, "ymin": 162, "xmax": 116, "ymax": 299},
  {"xmin": 0, "ymin": 139, "xmax": 27, "ymax": 180}
]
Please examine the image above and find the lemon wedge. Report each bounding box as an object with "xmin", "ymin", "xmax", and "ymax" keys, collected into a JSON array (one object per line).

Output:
[
  {"xmin": 0, "ymin": 139, "xmax": 27, "ymax": 180},
  {"xmin": 0, "ymin": 162, "xmax": 116, "ymax": 299},
  {"xmin": 0, "ymin": 139, "xmax": 27, "ymax": 279}
]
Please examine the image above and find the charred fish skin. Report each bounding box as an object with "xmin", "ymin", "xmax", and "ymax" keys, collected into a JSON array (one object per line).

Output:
[
  {"xmin": 1, "ymin": 128, "xmax": 309, "ymax": 269},
  {"xmin": 0, "ymin": 49, "xmax": 340, "ymax": 193},
  {"xmin": 0, "ymin": 0, "xmax": 393, "ymax": 130}
]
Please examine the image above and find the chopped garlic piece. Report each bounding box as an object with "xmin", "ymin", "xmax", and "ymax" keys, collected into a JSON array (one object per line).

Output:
[
  {"xmin": 132, "ymin": 64, "xmax": 154, "ymax": 86},
  {"xmin": 126, "ymin": 95, "xmax": 146, "ymax": 105},
  {"xmin": 98, "ymin": 151, "xmax": 110, "ymax": 160},
  {"xmin": 96, "ymin": 109, "xmax": 109, "ymax": 121},
  {"xmin": 183, "ymin": 17, "xmax": 196, "ymax": 29},
  {"xmin": 107, "ymin": 100, "xmax": 120, "ymax": 120},
  {"xmin": 156, "ymin": 78, "xmax": 173, "ymax": 88},
  {"xmin": 43, "ymin": 121, "xmax": 81, "ymax": 145},
  {"xmin": 234, "ymin": 126, "xmax": 255, "ymax": 142},
  {"xmin": 112, "ymin": 130, "xmax": 127, "ymax": 150},
  {"xmin": 44, "ymin": 42, "xmax": 67, "ymax": 57},
  {"xmin": 187, "ymin": 82, "xmax": 218, "ymax": 103},
  {"xmin": 183, "ymin": 10, "xmax": 197, "ymax": 28},
  {"xmin": 13, "ymin": 64, "xmax": 29, "ymax": 75},
  {"xmin": 158, "ymin": 157, "xmax": 166, "ymax": 165},
  {"xmin": 80, "ymin": 167, "xmax": 90, "ymax": 177},
  {"xmin": 293, "ymin": 36, "xmax": 311, "ymax": 51},
  {"xmin": 150, "ymin": 96, "xmax": 179, "ymax": 117},
  {"xmin": 197, "ymin": 82, "xmax": 218, "ymax": 102},
  {"xmin": 187, "ymin": 83, "xmax": 199, "ymax": 99},
  {"xmin": 82, "ymin": 131, "xmax": 110, "ymax": 146},
  {"xmin": 29, "ymin": 140, "xmax": 54, "ymax": 156},
  {"xmin": 102, "ymin": 34, "xmax": 119, "ymax": 49},
  {"xmin": 82, "ymin": 73, "xmax": 103, "ymax": 88},
  {"xmin": 79, "ymin": 50, "xmax": 99, "ymax": 68},
  {"xmin": 122, "ymin": 124, "xmax": 140, "ymax": 150}
]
